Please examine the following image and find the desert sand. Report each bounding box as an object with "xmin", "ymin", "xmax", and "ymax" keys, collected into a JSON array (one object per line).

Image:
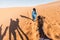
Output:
[{"xmin": 0, "ymin": 1, "xmax": 60, "ymax": 40}]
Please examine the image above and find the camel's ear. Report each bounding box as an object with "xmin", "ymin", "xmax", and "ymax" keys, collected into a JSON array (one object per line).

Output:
[
  {"xmin": 41, "ymin": 16, "xmax": 45, "ymax": 19},
  {"xmin": 43, "ymin": 17, "xmax": 45, "ymax": 19}
]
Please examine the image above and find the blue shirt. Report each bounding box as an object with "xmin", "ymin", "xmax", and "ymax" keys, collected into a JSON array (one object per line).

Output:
[{"xmin": 32, "ymin": 11, "xmax": 37, "ymax": 19}]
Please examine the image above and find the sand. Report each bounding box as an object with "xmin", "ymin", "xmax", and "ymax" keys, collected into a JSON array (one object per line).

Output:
[{"xmin": 0, "ymin": 1, "xmax": 60, "ymax": 40}]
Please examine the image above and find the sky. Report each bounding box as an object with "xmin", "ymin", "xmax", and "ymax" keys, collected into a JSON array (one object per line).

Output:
[{"xmin": 0, "ymin": 0, "xmax": 56, "ymax": 8}]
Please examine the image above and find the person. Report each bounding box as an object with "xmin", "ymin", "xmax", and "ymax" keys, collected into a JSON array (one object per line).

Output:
[{"xmin": 32, "ymin": 8, "xmax": 37, "ymax": 21}]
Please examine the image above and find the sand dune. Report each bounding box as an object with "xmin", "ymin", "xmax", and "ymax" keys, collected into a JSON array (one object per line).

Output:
[{"xmin": 0, "ymin": 1, "xmax": 60, "ymax": 40}]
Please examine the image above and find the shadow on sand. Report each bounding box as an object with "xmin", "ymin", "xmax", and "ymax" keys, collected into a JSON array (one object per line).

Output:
[
  {"xmin": 20, "ymin": 15, "xmax": 33, "ymax": 21},
  {"xmin": 0, "ymin": 25, "xmax": 8, "ymax": 40},
  {"xmin": 37, "ymin": 15, "xmax": 52, "ymax": 40},
  {"xmin": 9, "ymin": 18, "xmax": 29, "ymax": 40}
]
